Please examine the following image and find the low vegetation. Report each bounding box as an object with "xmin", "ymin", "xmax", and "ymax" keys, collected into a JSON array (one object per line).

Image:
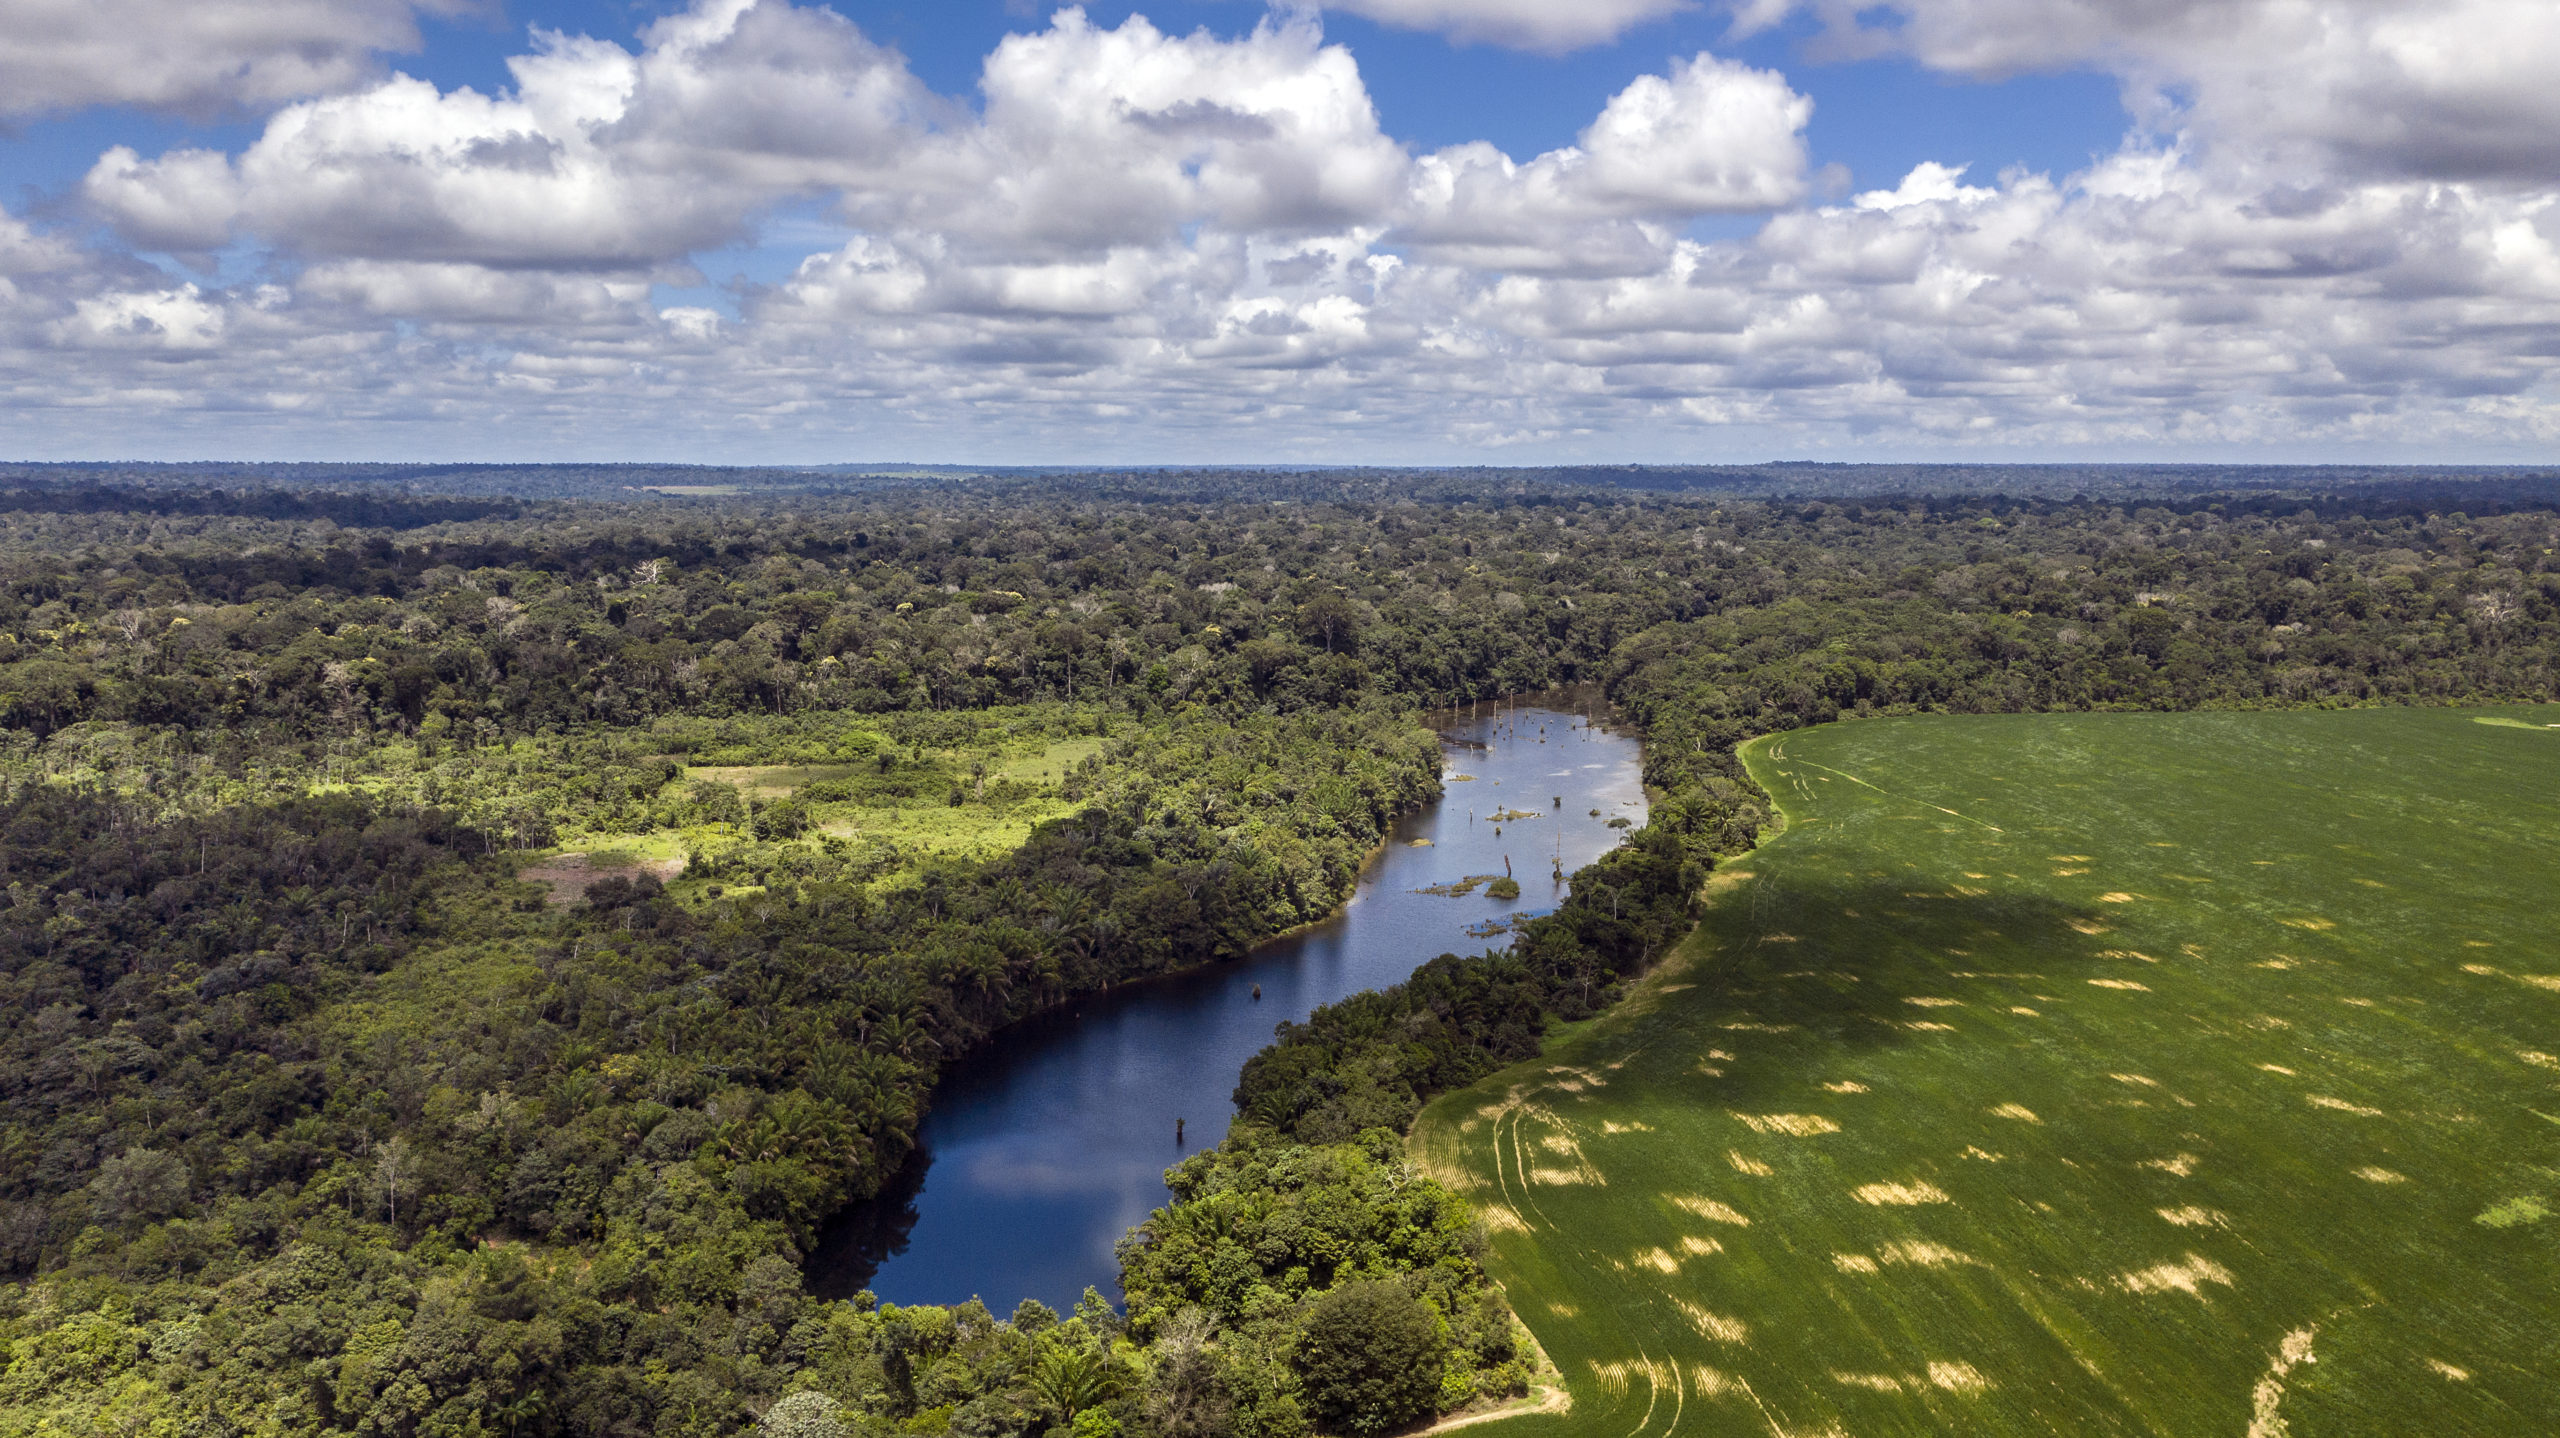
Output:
[{"xmin": 1417, "ymin": 706, "xmax": 2560, "ymax": 1435}]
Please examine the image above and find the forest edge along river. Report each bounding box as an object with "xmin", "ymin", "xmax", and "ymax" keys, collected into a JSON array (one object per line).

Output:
[{"xmin": 807, "ymin": 698, "xmax": 1648, "ymax": 1311}]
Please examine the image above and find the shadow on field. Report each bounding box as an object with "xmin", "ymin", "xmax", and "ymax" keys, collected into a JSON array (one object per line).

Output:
[{"xmin": 1647, "ymin": 857, "xmax": 2130, "ymax": 1092}]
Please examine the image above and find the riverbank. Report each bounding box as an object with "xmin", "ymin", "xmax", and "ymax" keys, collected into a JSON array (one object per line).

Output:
[{"xmin": 815, "ymin": 703, "xmax": 1649, "ymax": 1308}]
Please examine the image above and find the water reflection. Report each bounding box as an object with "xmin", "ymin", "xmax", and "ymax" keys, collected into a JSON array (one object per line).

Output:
[{"xmin": 807, "ymin": 700, "xmax": 1647, "ymax": 1310}]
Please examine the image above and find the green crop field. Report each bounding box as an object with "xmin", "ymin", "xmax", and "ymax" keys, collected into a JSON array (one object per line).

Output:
[{"xmin": 1414, "ymin": 707, "xmax": 2560, "ymax": 1437}]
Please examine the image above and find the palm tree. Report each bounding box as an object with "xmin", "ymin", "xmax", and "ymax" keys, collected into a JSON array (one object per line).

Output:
[{"xmin": 1026, "ymin": 1342, "xmax": 1124, "ymax": 1422}]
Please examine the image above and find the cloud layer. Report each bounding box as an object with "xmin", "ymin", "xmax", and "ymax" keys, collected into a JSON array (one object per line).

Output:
[
  {"xmin": 4, "ymin": 0, "xmax": 2558, "ymax": 459},
  {"xmin": 0, "ymin": 0, "xmax": 482, "ymax": 118},
  {"xmin": 1310, "ymin": 0, "xmax": 1695, "ymax": 53},
  {"xmin": 1749, "ymin": 0, "xmax": 2560, "ymax": 181}
]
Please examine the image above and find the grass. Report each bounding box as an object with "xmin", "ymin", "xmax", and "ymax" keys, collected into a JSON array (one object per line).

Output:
[
  {"xmin": 686, "ymin": 763, "xmax": 868, "ymax": 797},
  {"xmin": 544, "ymin": 719, "xmax": 1111, "ymax": 901},
  {"xmin": 1413, "ymin": 706, "xmax": 2560, "ymax": 1437}
]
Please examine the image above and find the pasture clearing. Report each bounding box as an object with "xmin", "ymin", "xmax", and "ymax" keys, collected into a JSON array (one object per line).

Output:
[{"xmin": 1414, "ymin": 707, "xmax": 2560, "ymax": 1436}]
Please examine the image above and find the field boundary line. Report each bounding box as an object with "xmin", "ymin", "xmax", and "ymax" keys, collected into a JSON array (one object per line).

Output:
[{"xmin": 1786, "ymin": 759, "xmax": 2005, "ymax": 831}]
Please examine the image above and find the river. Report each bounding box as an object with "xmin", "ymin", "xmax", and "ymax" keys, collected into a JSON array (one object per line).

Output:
[{"xmin": 806, "ymin": 700, "xmax": 1648, "ymax": 1312}]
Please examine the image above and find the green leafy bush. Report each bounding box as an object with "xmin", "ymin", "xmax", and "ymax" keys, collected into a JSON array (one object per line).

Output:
[{"xmin": 1296, "ymin": 1281, "xmax": 1448, "ymax": 1437}]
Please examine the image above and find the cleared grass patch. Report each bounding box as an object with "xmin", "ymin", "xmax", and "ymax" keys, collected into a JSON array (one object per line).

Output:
[{"xmin": 1414, "ymin": 706, "xmax": 2560, "ymax": 1437}]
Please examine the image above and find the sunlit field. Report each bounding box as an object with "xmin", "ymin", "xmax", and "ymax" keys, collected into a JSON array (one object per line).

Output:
[{"xmin": 1417, "ymin": 707, "xmax": 2560, "ymax": 1436}]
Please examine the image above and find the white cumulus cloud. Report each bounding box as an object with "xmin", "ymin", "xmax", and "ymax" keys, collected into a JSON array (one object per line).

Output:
[
  {"xmin": 84, "ymin": 0, "xmax": 932, "ymax": 272},
  {"xmin": 5, "ymin": 0, "xmax": 2559, "ymax": 458},
  {"xmin": 1741, "ymin": 0, "xmax": 2560, "ymax": 181},
  {"xmin": 0, "ymin": 0, "xmax": 486, "ymax": 118},
  {"xmin": 1304, "ymin": 0, "xmax": 1694, "ymax": 52}
]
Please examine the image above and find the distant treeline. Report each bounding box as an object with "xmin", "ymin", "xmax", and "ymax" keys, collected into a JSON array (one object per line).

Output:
[{"xmin": 10, "ymin": 459, "xmax": 2560, "ymax": 509}]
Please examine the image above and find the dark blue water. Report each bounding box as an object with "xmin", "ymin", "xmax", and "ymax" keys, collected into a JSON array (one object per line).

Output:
[{"xmin": 808, "ymin": 702, "xmax": 1647, "ymax": 1311}]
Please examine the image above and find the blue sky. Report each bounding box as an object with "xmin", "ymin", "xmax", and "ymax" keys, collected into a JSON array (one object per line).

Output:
[
  {"xmin": 3, "ymin": 2, "xmax": 2129, "ymax": 282},
  {"xmin": 0, "ymin": 0, "xmax": 2554, "ymax": 463}
]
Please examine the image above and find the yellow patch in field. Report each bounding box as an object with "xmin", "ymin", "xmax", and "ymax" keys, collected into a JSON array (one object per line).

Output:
[
  {"xmin": 2112, "ymin": 1073, "xmax": 2160, "ymax": 1087},
  {"xmin": 2098, "ymin": 891, "xmax": 2139, "ymax": 903},
  {"xmin": 1907, "ymin": 1021, "xmax": 1957, "ymax": 1031},
  {"xmin": 1732, "ymin": 1112, "xmax": 1840, "ymax": 1136},
  {"xmin": 2427, "ymin": 1360, "xmax": 2470, "ymax": 1381},
  {"xmin": 1588, "ymin": 1361, "xmax": 1632, "ymax": 1396},
  {"xmin": 1600, "ymin": 1121, "xmax": 1653, "ymax": 1135},
  {"xmin": 1950, "ymin": 885, "xmax": 1990, "ymax": 897},
  {"xmin": 2099, "ymin": 949, "xmax": 2157, "ymax": 962},
  {"xmin": 1670, "ymin": 1195, "xmax": 1752, "ymax": 1226},
  {"xmin": 2089, "ymin": 978, "xmax": 2151, "ymax": 991},
  {"xmin": 1760, "ymin": 933, "xmax": 1800, "ymax": 944},
  {"xmin": 2461, "ymin": 963, "xmax": 2500, "ymax": 976},
  {"xmin": 1854, "ymin": 1181, "xmax": 1951, "ymax": 1206},
  {"xmin": 1527, "ymin": 1168, "xmax": 1597, "ymax": 1186},
  {"xmin": 2158, "ymin": 1206, "xmax": 2227, "ymax": 1228},
  {"xmin": 2144, "ymin": 1153, "xmax": 2201, "ymax": 1177},
  {"xmin": 1675, "ymin": 1301, "xmax": 1750, "ymax": 1343},
  {"xmin": 1963, "ymin": 1146, "xmax": 2005, "ymax": 1162},
  {"xmin": 2248, "ymin": 1327, "xmax": 2320, "ymax": 1438},
  {"xmin": 1963, "ymin": 871, "xmax": 1991, "ymax": 879},
  {"xmin": 2257, "ymin": 958, "xmax": 2296, "ymax": 970},
  {"xmin": 2519, "ymin": 974, "xmax": 2560, "ymax": 992},
  {"xmin": 1692, "ymin": 1367, "xmax": 1736, "ymax": 1396},
  {"xmin": 2281, "ymin": 917, "xmax": 2336, "ymax": 931},
  {"xmin": 2519, "ymin": 1051, "xmax": 2560, "ymax": 1070},
  {"xmin": 2054, "ymin": 868, "xmax": 2091, "ymax": 877},
  {"xmin": 2353, "ymin": 1167, "xmax": 2407, "ymax": 1184},
  {"xmin": 1539, "ymin": 1135, "xmax": 1578, "ymax": 1154},
  {"xmin": 1880, "ymin": 1240, "xmax": 1980, "ymax": 1268},
  {"xmin": 1633, "ymin": 1247, "xmax": 1681, "ymax": 1274},
  {"xmin": 1727, "ymin": 1151, "xmax": 1775, "ymax": 1176},
  {"xmin": 2464, "ymin": 940, "xmax": 2493, "ymax": 948},
  {"xmin": 1832, "ymin": 1253, "xmax": 1882, "ymax": 1274},
  {"xmin": 1991, "ymin": 1103, "xmax": 2042, "ymax": 1123},
  {"xmin": 2354, "ymin": 878, "xmax": 2388, "ymax": 888},
  {"xmin": 1929, "ymin": 1361, "xmax": 1993, "ymax": 1394},
  {"xmin": 2050, "ymin": 854, "xmax": 2094, "ymax": 862},
  {"xmin": 1822, "ymin": 1080, "xmax": 1871, "ymax": 1093},
  {"xmin": 2010, "ymin": 1006, "xmax": 2041, "ymax": 1016},
  {"xmin": 2067, "ymin": 918, "xmax": 2112, "ymax": 935},
  {"xmin": 2257, "ymin": 1063, "xmax": 2297, "ymax": 1075},
  {"xmin": 1721, "ymin": 1022, "xmax": 1799, "ymax": 1033},
  {"xmin": 1548, "ymin": 1303, "xmax": 1578, "ymax": 1318},
  {"xmin": 2118, "ymin": 1253, "xmax": 2236, "ymax": 1297},
  {"xmin": 1906, "ymin": 997, "xmax": 1962, "ymax": 1008},
  {"xmin": 2308, "ymin": 1095, "xmax": 2385, "ymax": 1117},
  {"xmin": 2340, "ymin": 997, "xmax": 2376, "ymax": 1007},
  {"xmin": 1832, "ymin": 1371, "xmax": 1903, "ymax": 1392},
  {"xmin": 1679, "ymin": 1235, "xmax": 1724, "ymax": 1257},
  {"xmin": 1708, "ymin": 1048, "xmax": 1736, "ymax": 1061}
]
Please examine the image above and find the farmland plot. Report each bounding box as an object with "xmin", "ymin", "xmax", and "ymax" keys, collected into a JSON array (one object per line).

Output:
[{"xmin": 1415, "ymin": 708, "xmax": 2560, "ymax": 1436}]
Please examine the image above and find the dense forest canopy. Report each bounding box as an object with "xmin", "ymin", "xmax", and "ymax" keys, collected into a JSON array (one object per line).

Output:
[{"xmin": 0, "ymin": 468, "xmax": 2554, "ymax": 1438}]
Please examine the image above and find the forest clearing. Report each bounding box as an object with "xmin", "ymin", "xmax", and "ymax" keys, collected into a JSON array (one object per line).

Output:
[{"xmin": 1418, "ymin": 707, "xmax": 2560, "ymax": 1437}]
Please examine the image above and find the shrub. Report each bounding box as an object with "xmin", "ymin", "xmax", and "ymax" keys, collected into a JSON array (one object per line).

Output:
[{"xmin": 1296, "ymin": 1281, "xmax": 1447, "ymax": 1436}]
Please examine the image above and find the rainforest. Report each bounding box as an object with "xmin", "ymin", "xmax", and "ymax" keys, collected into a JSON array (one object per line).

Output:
[{"xmin": 0, "ymin": 464, "xmax": 2555, "ymax": 1438}]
